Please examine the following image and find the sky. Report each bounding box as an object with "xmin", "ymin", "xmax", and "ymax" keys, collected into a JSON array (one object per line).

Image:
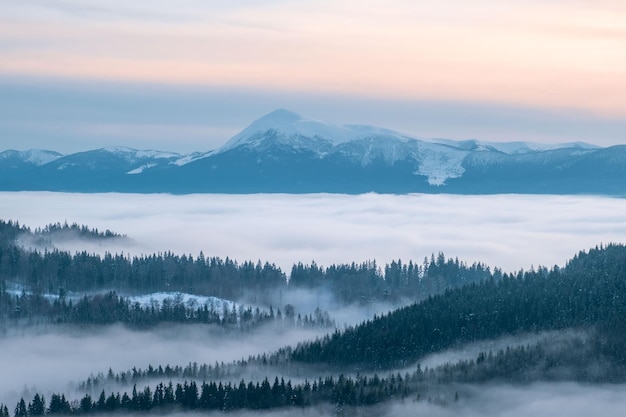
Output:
[{"xmin": 1, "ymin": 0, "xmax": 625, "ymax": 153}]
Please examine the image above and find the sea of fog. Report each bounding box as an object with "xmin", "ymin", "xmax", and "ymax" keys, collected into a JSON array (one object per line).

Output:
[
  {"xmin": 3, "ymin": 192, "xmax": 626, "ymax": 414},
  {"xmin": 2, "ymin": 192, "xmax": 626, "ymax": 273}
]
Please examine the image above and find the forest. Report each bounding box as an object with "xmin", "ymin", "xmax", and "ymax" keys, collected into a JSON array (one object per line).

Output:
[
  {"xmin": 1, "ymin": 219, "xmax": 626, "ymax": 415},
  {"xmin": 0, "ymin": 219, "xmax": 495, "ymax": 308}
]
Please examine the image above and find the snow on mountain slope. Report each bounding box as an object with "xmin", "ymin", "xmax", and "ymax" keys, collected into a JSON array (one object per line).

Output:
[
  {"xmin": 172, "ymin": 151, "xmax": 215, "ymax": 166},
  {"xmin": 220, "ymin": 110, "xmax": 475, "ymax": 185},
  {"xmin": 414, "ymin": 142, "xmax": 467, "ymax": 186},
  {"xmin": 0, "ymin": 149, "xmax": 63, "ymax": 165},
  {"xmin": 430, "ymin": 138, "xmax": 599, "ymax": 155},
  {"xmin": 219, "ymin": 109, "xmax": 413, "ymax": 154},
  {"xmin": 332, "ymin": 135, "xmax": 410, "ymax": 165},
  {"xmin": 127, "ymin": 163, "xmax": 157, "ymax": 174},
  {"xmin": 101, "ymin": 146, "xmax": 180, "ymax": 161},
  {"xmin": 215, "ymin": 110, "xmax": 602, "ymax": 186},
  {"xmin": 43, "ymin": 147, "xmax": 182, "ymax": 173},
  {"xmin": 0, "ymin": 110, "xmax": 613, "ymax": 193}
]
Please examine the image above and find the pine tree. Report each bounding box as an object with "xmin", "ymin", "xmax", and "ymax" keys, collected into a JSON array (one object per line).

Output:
[
  {"xmin": 96, "ymin": 391, "xmax": 106, "ymax": 411},
  {"xmin": 14, "ymin": 398, "xmax": 27, "ymax": 417},
  {"xmin": 47, "ymin": 394, "xmax": 70, "ymax": 415},
  {"xmin": 27, "ymin": 394, "xmax": 45, "ymax": 416},
  {"xmin": 79, "ymin": 394, "xmax": 93, "ymax": 413}
]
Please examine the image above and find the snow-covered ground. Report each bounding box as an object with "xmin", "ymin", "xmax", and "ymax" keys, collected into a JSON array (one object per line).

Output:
[
  {"xmin": 126, "ymin": 292, "xmax": 240, "ymax": 315},
  {"xmin": 4, "ymin": 284, "xmax": 243, "ymax": 318}
]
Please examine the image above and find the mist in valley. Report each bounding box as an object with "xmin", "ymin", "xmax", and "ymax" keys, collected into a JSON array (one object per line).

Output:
[
  {"xmin": 0, "ymin": 322, "xmax": 330, "ymax": 407},
  {"xmin": 377, "ymin": 383, "xmax": 626, "ymax": 417},
  {"xmin": 2, "ymin": 191, "xmax": 626, "ymax": 415},
  {"xmin": 2, "ymin": 192, "xmax": 626, "ymax": 274}
]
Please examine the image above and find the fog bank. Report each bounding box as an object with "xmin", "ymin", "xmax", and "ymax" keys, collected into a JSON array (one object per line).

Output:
[
  {"xmin": 2, "ymin": 192, "xmax": 625, "ymax": 273},
  {"xmin": 0, "ymin": 324, "xmax": 325, "ymax": 406}
]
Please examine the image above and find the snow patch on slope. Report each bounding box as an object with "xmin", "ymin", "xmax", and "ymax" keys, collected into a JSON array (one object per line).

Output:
[
  {"xmin": 415, "ymin": 143, "xmax": 467, "ymax": 186},
  {"xmin": 127, "ymin": 163, "xmax": 157, "ymax": 174},
  {"xmin": 0, "ymin": 149, "xmax": 63, "ymax": 165},
  {"xmin": 23, "ymin": 150, "xmax": 63, "ymax": 165},
  {"xmin": 6, "ymin": 284, "xmax": 244, "ymax": 320},
  {"xmin": 101, "ymin": 147, "xmax": 180, "ymax": 161},
  {"xmin": 127, "ymin": 292, "xmax": 240, "ymax": 318},
  {"xmin": 172, "ymin": 151, "xmax": 215, "ymax": 166},
  {"xmin": 430, "ymin": 139, "xmax": 599, "ymax": 155}
]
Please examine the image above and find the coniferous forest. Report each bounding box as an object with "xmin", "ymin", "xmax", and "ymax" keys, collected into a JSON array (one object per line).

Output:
[{"xmin": 2, "ymin": 218, "xmax": 626, "ymax": 416}]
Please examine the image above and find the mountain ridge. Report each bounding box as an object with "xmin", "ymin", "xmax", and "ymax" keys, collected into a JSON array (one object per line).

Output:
[{"xmin": 0, "ymin": 109, "xmax": 622, "ymax": 195}]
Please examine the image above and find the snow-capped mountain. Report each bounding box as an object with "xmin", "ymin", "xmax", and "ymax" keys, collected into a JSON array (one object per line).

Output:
[
  {"xmin": 46, "ymin": 147, "xmax": 181, "ymax": 173},
  {"xmin": 219, "ymin": 109, "xmax": 413, "ymax": 154},
  {"xmin": 0, "ymin": 110, "xmax": 623, "ymax": 195},
  {"xmin": 0, "ymin": 149, "xmax": 63, "ymax": 166}
]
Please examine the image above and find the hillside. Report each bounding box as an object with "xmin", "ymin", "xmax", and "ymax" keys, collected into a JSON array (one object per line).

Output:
[
  {"xmin": 4, "ymin": 244, "xmax": 626, "ymax": 416},
  {"xmin": 291, "ymin": 244, "xmax": 626, "ymax": 370}
]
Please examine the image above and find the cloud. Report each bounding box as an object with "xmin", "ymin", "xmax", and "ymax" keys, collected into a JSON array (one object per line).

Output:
[
  {"xmin": 0, "ymin": 323, "xmax": 326, "ymax": 406},
  {"xmin": 378, "ymin": 383, "xmax": 626, "ymax": 417},
  {"xmin": 3, "ymin": 191, "xmax": 626, "ymax": 415},
  {"xmin": 415, "ymin": 329, "xmax": 589, "ymax": 371},
  {"xmin": 2, "ymin": 192, "xmax": 626, "ymax": 275},
  {"xmin": 1, "ymin": 1, "xmax": 624, "ymax": 117}
]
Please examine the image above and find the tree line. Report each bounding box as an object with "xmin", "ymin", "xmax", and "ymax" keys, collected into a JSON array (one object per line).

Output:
[
  {"xmin": 5, "ymin": 328, "xmax": 626, "ymax": 417},
  {"xmin": 1, "ymin": 219, "xmax": 496, "ymax": 304},
  {"xmin": 0, "ymin": 290, "xmax": 334, "ymax": 331},
  {"xmin": 291, "ymin": 243, "xmax": 626, "ymax": 369}
]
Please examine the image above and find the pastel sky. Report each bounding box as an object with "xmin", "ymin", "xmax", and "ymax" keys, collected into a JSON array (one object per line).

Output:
[{"xmin": 1, "ymin": 0, "xmax": 625, "ymax": 153}]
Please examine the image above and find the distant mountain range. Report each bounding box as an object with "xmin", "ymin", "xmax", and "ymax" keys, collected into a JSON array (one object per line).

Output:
[{"xmin": 1, "ymin": 109, "xmax": 624, "ymax": 195}]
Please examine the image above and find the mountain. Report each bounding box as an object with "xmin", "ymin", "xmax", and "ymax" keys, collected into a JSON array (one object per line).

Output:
[
  {"xmin": 0, "ymin": 147, "xmax": 181, "ymax": 191},
  {"xmin": 0, "ymin": 110, "xmax": 623, "ymax": 195}
]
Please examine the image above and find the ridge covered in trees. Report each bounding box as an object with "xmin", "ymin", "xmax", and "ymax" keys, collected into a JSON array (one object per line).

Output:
[
  {"xmin": 4, "ymin": 326, "xmax": 625, "ymax": 416},
  {"xmin": 0, "ymin": 290, "xmax": 334, "ymax": 331},
  {"xmin": 0, "ymin": 219, "xmax": 495, "ymax": 304},
  {"xmin": 290, "ymin": 244, "xmax": 626, "ymax": 369}
]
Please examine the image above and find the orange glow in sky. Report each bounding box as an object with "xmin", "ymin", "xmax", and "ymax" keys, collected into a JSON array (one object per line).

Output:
[{"xmin": 2, "ymin": 1, "xmax": 625, "ymax": 117}]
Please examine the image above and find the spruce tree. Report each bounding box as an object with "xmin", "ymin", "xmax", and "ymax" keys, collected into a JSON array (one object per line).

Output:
[{"xmin": 14, "ymin": 398, "xmax": 27, "ymax": 417}]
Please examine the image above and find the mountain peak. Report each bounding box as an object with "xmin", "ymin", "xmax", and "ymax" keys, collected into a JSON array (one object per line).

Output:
[
  {"xmin": 237, "ymin": 109, "xmax": 308, "ymax": 136},
  {"xmin": 218, "ymin": 109, "xmax": 412, "ymax": 153},
  {"xmin": 257, "ymin": 109, "xmax": 304, "ymax": 125},
  {"xmin": 0, "ymin": 149, "xmax": 63, "ymax": 166},
  {"xmin": 219, "ymin": 109, "xmax": 326, "ymax": 152}
]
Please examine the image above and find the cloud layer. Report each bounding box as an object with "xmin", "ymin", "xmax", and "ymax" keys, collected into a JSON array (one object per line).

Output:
[
  {"xmin": 3, "ymin": 191, "xmax": 626, "ymax": 415},
  {"xmin": 0, "ymin": 324, "xmax": 325, "ymax": 406},
  {"xmin": 2, "ymin": 192, "xmax": 625, "ymax": 273}
]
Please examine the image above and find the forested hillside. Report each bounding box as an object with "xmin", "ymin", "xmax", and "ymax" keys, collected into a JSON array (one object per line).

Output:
[
  {"xmin": 3, "ymin": 244, "xmax": 626, "ymax": 416},
  {"xmin": 0, "ymin": 290, "xmax": 334, "ymax": 331},
  {"xmin": 0, "ymin": 219, "xmax": 495, "ymax": 305},
  {"xmin": 291, "ymin": 244, "xmax": 626, "ymax": 369},
  {"xmin": 3, "ymin": 218, "xmax": 626, "ymax": 416}
]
